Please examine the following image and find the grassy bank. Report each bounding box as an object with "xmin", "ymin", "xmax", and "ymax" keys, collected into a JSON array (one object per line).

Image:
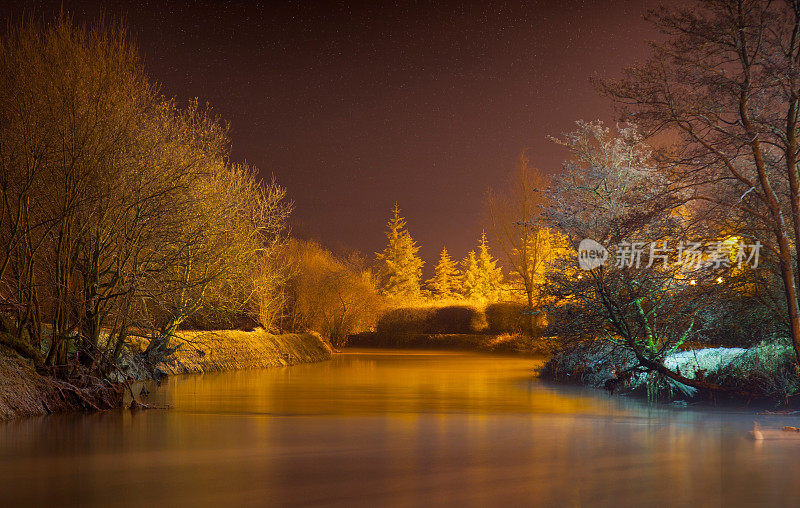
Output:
[
  {"xmin": 345, "ymin": 303, "xmax": 551, "ymax": 356},
  {"xmin": 159, "ymin": 330, "xmax": 334, "ymax": 375},
  {"xmin": 0, "ymin": 351, "xmax": 123, "ymax": 420},
  {"xmin": 347, "ymin": 331, "xmax": 552, "ymax": 356},
  {"xmin": 0, "ymin": 330, "xmax": 333, "ymax": 421},
  {"xmin": 539, "ymin": 338, "xmax": 800, "ymax": 406}
]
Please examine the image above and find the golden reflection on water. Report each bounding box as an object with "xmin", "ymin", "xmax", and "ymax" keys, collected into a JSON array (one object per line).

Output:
[
  {"xmin": 3, "ymin": 349, "xmax": 800, "ymax": 507},
  {"xmin": 159, "ymin": 349, "xmax": 614, "ymax": 417}
]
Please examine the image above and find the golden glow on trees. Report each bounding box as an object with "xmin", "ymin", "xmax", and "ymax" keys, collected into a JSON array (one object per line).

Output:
[
  {"xmin": 279, "ymin": 239, "xmax": 383, "ymax": 347},
  {"xmin": 0, "ymin": 17, "xmax": 290, "ymax": 374},
  {"xmin": 461, "ymin": 233, "xmax": 504, "ymax": 302},
  {"xmin": 426, "ymin": 247, "xmax": 462, "ymax": 300},
  {"xmin": 375, "ymin": 204, "xmax": 424, "ymax": 302}
]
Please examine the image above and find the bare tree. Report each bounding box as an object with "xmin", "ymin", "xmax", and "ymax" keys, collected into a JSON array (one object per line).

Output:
[
  {"xmin": 487, "ymin": 152, "xmax": 561, "ymax": 332},
  {"xmin": 544, "ymin": 121, "xmax": 747, "ymax": 396},
  {"xmin": 598, "ymin": 0, "xmax": 800, "ymax": 365},
  {"xmin": 0, "ymin": 17, "xmax": 290, "ymax": 379},
  {"xmin": 279, "ymin": 239, "xmax": 383, "ymax": 347}
]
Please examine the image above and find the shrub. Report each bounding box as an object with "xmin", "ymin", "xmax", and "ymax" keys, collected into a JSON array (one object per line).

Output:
[
  {"xmin": 179, "ymin": 309, "xmax": 258, "ymax": 332},
  {"xmin": 376, "ymin": 307, "xmax": 435, "ymax": 336},
  {"xmin": 428, "ymin": 306, "xmax": 487, "ymax": 334},
  {"xmin": 693, "ymin": 295, "xmax": 786, "ymax": 348},
  {"xmin": 485, "ymin": 302, "xmax": 525, "ymax": 333},
  {"xmin": 707, "ymin": 337, "xmax": 800, "ymax": 400},
  {"xmin": 278, "ymin": 240, "xmax": 384, "ymax": 347},
  {"xmin": 539, "ymin": 340, "xmax": 635, "ymax": 387},
  {"xmin": 376, "ymin": 305, "xmax": 488, "ymax": 337},
  {"xmin": 484, "ymin": 302, "xmax": 549, "ymax": 336}
]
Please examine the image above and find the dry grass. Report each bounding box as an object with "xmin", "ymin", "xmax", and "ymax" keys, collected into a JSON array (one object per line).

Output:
[
  {"xmin": 161, "ymin": 329, "xmax": 333, "ymax": 374},
  {"xmin": 347, "ymin": 331, "xmax": 552, "ymax": 356},
  {"xmin": 0, "ymin": 329, "xmax": 333, "ymax": 420},
  {"xmin": 0, "ymin": 349, "xmax": 123, "ymax": 421}
]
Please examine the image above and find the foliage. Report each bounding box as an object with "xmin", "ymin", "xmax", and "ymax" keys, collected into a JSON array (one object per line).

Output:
[
  {"xmin": 484, "ymin": 302, "xmax": 547, "ymax": 335},
  {"xmin": 539, "ymin": 340, "xmax": 636, "ymax": 388},
  {"xmin": 376, "ymin": 305, "xmax": 487, "ymax": 337},
  {"xmin": 375, "ymin": 204, "xmax": 424, "ymax": 302},
  {"xmin": 598, "ymin": 0, "xmax": 800, "ymax": 367},
  {"xmin": 543, "ymin": 120, "xmax": 733, "ymax": 395},
  {"xmin": 460, "ymin": 233, "xmax": 504, "ymax": 302},
  {"xmin": 376, "ymin": 307, "xmax": 436, "ymax": 337},
  {"xmin": 428, "ymin": 306, "xmax": 488, "ymax": 334},
  {"xmin": 0, "ymin": 17, "xmax": 289, "ymax": 378},
  {"xmin": 486, "ymin": 153, "xmax": 565, "ymax": 330},
  {"xmin": 348, "ymin": 331, "xmax": 547, "ymax": 355},
  {"xmin": 278, "ymin": 239, "xmax": 383, "ymax": 347},
  {"xmin": 426, "ymin": 247, "xmax": 462, "ymax": 299},
  {"xmin": 708, "ymin": 337, "xmax": 800, "ymax": 401}
]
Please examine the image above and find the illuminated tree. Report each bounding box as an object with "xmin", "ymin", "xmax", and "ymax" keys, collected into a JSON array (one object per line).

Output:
[
  {"xmin": 461, "ymin": 233, "xmax": 504, "ymax": 302},
  {"xmin": 0, "ymin": 17, "xmax": 290, "ymax": 378},
  {"xmin": 375, "ymin": 204, "xmax": 424, "ymax": 301},
  {"xmin": 598, "ymin": 0, "xmax": 800, "ymax": 367},
  {"xmin": 544, "ymin": 120, "xmax": 743, "ymax": 397},
  {"xmin": 487, "ymin": 153, "xmax": 565, "ymax": 331},
  {"xmin": 280, "ymin": 239, "xmax": 383, "ymax": 347},
  {"xmin": 426, "ymin": 247, "xmax": 461, "ymax": 299}
]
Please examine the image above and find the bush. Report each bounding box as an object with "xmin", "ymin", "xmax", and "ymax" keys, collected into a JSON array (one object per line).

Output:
[
  {"xmin": 179, "ymin": 309, "xmax": 258, "ymax": 332},
  {"xmin": 693, "ymin": 289, "xmax": 786, "ymax": 348},
  {"xmin": 707, "ymin": 337, "xmax": 800, "ymax": 400},
  {"xmin": 484, "ymin": 302, "xmax": 549, "ymax": 336},
  {"xmin": 539, "ymin": 340, "xmax": 635, "ymax": 388},
  {"xmin": 376, "ymin": 305, "xmax": 487, "ymax": 337},
  {"xmin": 428, "ymin": 306, "xmax": 487, "ymax": 334},
  {"xmin": 485, "ymin": 302, "xmax": 525, "ymax": 333},
  {"xmin": 278, "ymin": 240, "xmax": 384, "ymax": 347},
  {"xmin": 376, "ymin": 307, "xmax": 436, "ymax": 336}
]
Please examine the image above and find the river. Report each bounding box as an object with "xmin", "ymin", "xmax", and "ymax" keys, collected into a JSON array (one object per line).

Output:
[{"xmin": 1, "ymin": 349, "xmax": 799, "ymax": 507}]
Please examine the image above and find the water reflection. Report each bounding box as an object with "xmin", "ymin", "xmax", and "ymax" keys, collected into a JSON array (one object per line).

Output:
[{"xmin": 1, "ymin": 349, "xmax": 800, "ymax": 507}]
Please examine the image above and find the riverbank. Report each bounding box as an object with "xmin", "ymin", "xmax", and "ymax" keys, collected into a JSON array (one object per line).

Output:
[
  {"xmin": 0, "ymin": 329, "xmax": 333, "ymax": 420},
  {"xmin": 539, "ymin": 338, "xmax": 800, "ymax": 406},
  {"xmin": 158, "ymin": 329, "xmax": 334, "ymax": 375},
  {"xmin": 0, "ymin": 350, "xmax": 123, "ymax": 420},
  {"xmin": 346, "ymin": 331, "xmax": 552, "ymax": 356}
]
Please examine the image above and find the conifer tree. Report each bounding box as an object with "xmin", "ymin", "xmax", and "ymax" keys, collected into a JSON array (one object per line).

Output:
[
  {"xmin": 461, "ymin": 233, "xmax": 504, "ymax": 302},
  {"xmin": 460, "ymin": 250, "xmax": 479, "ymax": 299},
  {"xmin": 375, "ymin": 204, "xmax": 424, "ymax": 301},
  {"xmin": 426, "ymin": 247, "xmax": 461, "ymax": 299}
]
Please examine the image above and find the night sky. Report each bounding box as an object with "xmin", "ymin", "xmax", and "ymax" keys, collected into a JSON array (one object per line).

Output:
[{"xmin": 3, "ymin": 0, "xmax": 659, "ymax": 271}]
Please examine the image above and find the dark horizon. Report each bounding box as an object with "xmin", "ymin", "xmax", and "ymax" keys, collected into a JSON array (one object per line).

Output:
[{"xmin": 2, "ymin": 0, "xmax": 659, "ymax": 270}]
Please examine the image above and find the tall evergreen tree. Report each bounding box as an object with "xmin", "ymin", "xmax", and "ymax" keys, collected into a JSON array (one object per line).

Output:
[
  {"xmin": 426, "ymin": 247, "xmax": 461, "ymax": 299},
  {"xmin": 460, "ymin": 250, "xmax": 479, "ymax": 299},
  {"xmin": 375, "ymin": 204, "xmax": 424, "ymax": 301},
  {"xmin": 461, "ymin": 232, "xmax": 504, "ymax": 302}
]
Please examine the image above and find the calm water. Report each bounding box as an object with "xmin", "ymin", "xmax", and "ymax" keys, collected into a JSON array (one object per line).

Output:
[{"xmin": 2, "ymin": 349, "xmax": 800, "ymax": 507}]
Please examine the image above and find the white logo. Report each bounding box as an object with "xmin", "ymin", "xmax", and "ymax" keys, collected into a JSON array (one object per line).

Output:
[{"xmin": 578, "ymin": 239, "xmax": 608, "ymax": 270}]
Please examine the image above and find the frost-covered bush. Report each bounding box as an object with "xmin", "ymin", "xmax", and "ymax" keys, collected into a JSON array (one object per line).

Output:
[
  {"xmin": 539, "ymin": 340, "xmax": 635, "ymax": 387},
  {"xmin": 707, "ymin": 337, "xmax": 800, "ymax": 400},
  {"xmin": 663, "ymin": 348, "xmax": 747, "ymax": 379}
]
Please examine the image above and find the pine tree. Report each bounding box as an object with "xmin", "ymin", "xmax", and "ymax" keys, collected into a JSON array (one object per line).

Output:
[
  {"xmin": 426, "ymin": 247, "xmax": 461, "ymax": 299},
  {"xmin": 461, "ymin": 232, "xmax": 504, "ymax": 302},
  {"xmin": 460, "ymin": 250, "xmax": 479, "ymax": 299},
  {"xmin": 375, "ymin": 203, "xmax": 424, "ymax": 301}
]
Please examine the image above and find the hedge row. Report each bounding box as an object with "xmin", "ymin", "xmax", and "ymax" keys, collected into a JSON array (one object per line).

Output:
[{"xmin": 374, "ymin": 303, "xmax": 546, "ymax": 337}]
